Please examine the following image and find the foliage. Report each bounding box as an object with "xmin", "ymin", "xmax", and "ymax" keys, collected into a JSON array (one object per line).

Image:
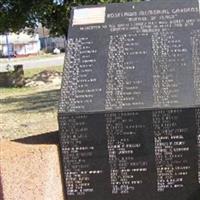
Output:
[{"xmin": 0, "ymin": 0, "xmax": 142, "ymax": 36}]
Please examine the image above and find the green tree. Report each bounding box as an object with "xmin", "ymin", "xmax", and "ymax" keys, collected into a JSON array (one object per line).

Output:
[{"xmin": 0, "ymin": 0, "xmax": 142, "ymax": 36}]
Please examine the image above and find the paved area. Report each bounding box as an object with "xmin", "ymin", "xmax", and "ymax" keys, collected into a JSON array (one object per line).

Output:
[
  {"xmin": 0, "ymin": 54, "xmax": 65, "ymax": 72},
  {"xmin": 1, "ymin": 140, "xmax": 64, "ymax": 200}
]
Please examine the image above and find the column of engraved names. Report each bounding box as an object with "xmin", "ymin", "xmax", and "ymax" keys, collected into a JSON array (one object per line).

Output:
[
  {"xmin": 76, "ymin": 37, "xmax": 101, "ymax": 110},
  {"xmin": 123, "ymin": 34, "xmax": 149, "ymax": 108},
  {"xmin": 105, "ymin": 34, "xmax": 147, "ymax": 110},
  {"xmin": 192, "ymin": 30, "xmax": 200, "ymax": 104},
  {"xmin": 60, "ymin": 115, "xmax": 95, "ymax": 196},
  {"xmin": 106, "ymin": 112, "xmax": 149, "ymax": 194},
  {"xmin": 105, "ymin": 35, "xmax": 125, "ymax": 110},
  {"xmin": 60, "ymin": 38, "xmax": 81, "ymax": 112},
  {"xmin": 153, "ymin": 109, "xmax": 192, "ymax": 192},
  {"xmin": 152, "ymin": 31, "xmax": 189, "ymax": 107},
  {"xmin": 60, "ymin": 37, "xmax": 100, "ymax": 112}
]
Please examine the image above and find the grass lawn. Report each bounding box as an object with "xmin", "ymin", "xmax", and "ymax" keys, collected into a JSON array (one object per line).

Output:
[{"xmin": 0, "ymin": 66, "xmax": 63, "ymax": 140}]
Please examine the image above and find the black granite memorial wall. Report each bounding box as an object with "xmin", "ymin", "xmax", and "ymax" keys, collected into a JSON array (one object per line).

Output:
[{"xmin": 58, "ymin": 0, "xmax": 200, "ymax": 199}]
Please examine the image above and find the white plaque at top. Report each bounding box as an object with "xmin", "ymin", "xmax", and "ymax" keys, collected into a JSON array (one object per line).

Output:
[
  {"xmin": 73, "ymin": 7, "xmax": 106, "ymax": 26},
  {"xmin": 199, "ymin": 0, "xmax": 200, "ymax": 13}
]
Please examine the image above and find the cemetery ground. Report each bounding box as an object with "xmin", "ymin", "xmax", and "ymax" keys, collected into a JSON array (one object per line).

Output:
[{"xmin": 0, "ymin": 65, "xmax": 63, "ymax": 140}]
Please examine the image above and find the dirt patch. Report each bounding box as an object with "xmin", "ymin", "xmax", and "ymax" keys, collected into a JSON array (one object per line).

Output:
[{"xmin": 25, "ymin": 70, "xmax": 62, "ymax": 87}]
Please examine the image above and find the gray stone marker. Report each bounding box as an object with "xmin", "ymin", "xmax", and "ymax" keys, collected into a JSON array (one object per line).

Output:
[{"xmin": 58, "ymin": 0, "xmax": 200, "ymax": 199}]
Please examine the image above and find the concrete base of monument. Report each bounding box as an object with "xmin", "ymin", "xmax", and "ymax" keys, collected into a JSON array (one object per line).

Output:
[{"xmin": 0, "ymin": 132, "xmax": 65, "ymax": 200}]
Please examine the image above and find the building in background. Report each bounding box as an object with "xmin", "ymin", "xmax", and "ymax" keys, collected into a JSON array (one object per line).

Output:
[
  {"xmin": 36, "ymin": 24, "xmax": 66, "ymax": 52},
  {"xmin": 40, "ymin": 36, "xmax": 66, "ymax": 52},
  {"xmin": 0, "ymin": 33, "xmax": 41, "ymax": 57}
]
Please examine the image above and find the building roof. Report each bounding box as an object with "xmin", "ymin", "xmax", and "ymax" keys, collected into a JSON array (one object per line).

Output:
[{"xmin": 0, "ymin": 33, "xmax": 39, "ymax": 45}]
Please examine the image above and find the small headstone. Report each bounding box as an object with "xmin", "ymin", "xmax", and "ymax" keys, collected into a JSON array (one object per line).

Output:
[
  {"xmin": 0, "ymin": 64, "xmax": 25, "ymax": 87},
  {"xmin": 12, "ymin": 64, "xmax": 25, "ymax": 87},
  {"xmin": 58, "ymin": 0, "xmax": 200, "ymax": 200}
]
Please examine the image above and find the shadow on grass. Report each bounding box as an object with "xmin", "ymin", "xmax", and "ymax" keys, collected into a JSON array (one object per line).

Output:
[{"xmin": 1, "ymin": 89, "xmax": 60, "ymax": 113}]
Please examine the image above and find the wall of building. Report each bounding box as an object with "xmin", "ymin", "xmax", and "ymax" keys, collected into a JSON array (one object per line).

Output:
[
  {"xmin": 40, "ymin": 37, "xmax": 65, "ymax": 52},
  {"xmin": 0, "ymin": 33, "xmax": 41, "ymax": 57},
  {"xmin": 14, "ymin": 41, "xmax": 41, "ymax": 56}
]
